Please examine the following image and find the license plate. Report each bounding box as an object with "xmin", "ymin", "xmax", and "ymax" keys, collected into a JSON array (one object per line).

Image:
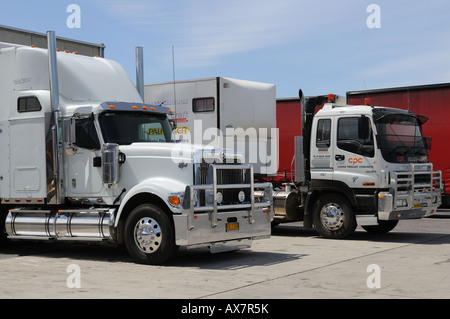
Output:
[
  {"xmin": 226, "ymin": 222, "xmax": 239, "ymax": 232},
  {"xmin": 414, "ymin": 203, "xmax": 423, "ymax": 208}
]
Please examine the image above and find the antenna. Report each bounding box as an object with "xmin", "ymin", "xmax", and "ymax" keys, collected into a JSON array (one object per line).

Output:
[{"xmin": 172, "ymin": 45, "xmax": 177, "ymax": 115}]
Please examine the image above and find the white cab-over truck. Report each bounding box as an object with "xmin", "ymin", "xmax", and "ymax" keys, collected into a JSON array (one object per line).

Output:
[
  {"xmin": 269, "ymin": 91, "xmax": 442, "ymax": 238},
  {"xmin": 0, "ymin": 31, "xmax": 273, "ymax": 264}
]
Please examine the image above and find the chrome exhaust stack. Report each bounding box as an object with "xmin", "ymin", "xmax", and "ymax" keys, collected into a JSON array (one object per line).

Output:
[
  {"xmin": 47, "ymin": 31, "xmax": 64, "ymax": 205},
  {"xmin": 136, "ymin": 46, "xmax": 144, "ymax": 100}
]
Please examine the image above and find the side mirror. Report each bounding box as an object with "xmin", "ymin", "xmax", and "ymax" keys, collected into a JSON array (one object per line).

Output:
[
  {"xmin": 169, "ymin": 119, "xmax": 177, "ymax": 131},
  {"xmin": 358, "ymin": 115, "xmax": 370, "ymax": 140},
  {"xmin": 64, "ymin": 117, "xmax": 78, "ymax": 155}
]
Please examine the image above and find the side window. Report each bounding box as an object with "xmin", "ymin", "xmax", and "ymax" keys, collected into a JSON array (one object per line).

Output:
[
  {"xmin": 337, "ymin": 117, "xmax": 374, "ymax": 157},
  {"xmin": 18, "ymin": 96, "xmax": 42, "ymax": 113},
  {"xmin": 193, "ymin": 97, "xmax": 214, "ymax": 112},
  {"xmin": 316, "ymin": 119, "xmax": 331, "ymax": 148},
  {"xmin": 75, "ymin": 118, "xmax": 100, "ymax": 150}
]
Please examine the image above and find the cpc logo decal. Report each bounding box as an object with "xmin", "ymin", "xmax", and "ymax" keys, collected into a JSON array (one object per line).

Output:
[{"xmin": 348, "ymin": 157, "xmax": 363, "ymax": 165}]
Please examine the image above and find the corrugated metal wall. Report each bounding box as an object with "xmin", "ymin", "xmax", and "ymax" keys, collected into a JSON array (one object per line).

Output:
[{"xmin": 0, "ymin": 25, "xmax": 105, "ymax": 57}]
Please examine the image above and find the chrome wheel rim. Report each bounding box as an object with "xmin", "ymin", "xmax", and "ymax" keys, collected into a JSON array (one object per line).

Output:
[
  {"xmin": 134, "ymin": 217, "xmax": 162, "ymax": 253},
  {"xmin": 320, "ymin": 202, "xmax": 345, "ymax": 231}
]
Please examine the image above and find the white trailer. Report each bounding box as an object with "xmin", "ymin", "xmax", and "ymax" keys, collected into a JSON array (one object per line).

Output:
[
  {"xmin": 144, "ymin": 77, "xmax": 278, "ymax": 175},
  {"xmin": 0, "ymin": 32, "xmax": 273, "ymax": 265}
]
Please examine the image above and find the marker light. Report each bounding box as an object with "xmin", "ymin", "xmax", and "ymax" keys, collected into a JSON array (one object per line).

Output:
[
  {"xmin": 363, "ymin": 182, "xmax": 375, "ymax": 186},
  {"xmin": 168, "ymin": 195, "xmax": 180, "ymax": 207}
]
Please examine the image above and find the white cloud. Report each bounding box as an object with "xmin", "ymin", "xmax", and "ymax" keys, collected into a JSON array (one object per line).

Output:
[
  {"xmin": 360, "ymin": 31, "xmax": 450, "ymax": 88},
  {"xmin": 102, "ymin": 0, "xmax": 358, "ymax": 68}
]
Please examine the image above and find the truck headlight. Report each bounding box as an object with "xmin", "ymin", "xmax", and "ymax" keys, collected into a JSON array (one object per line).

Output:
[
  {"xmin": 216, "ymin": 192, "xmax": 223, "ymax": 205},
  {"xmin": 396, "ymin": 199, "xmax": 408, "ymax": 207},
  {"xmin": 238, "ymin": 191, "xmax": 245, "ymax": 202}
]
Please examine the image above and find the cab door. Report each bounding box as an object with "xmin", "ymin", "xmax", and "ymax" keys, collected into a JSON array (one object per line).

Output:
[
  {"xmin": 310, "ymin": 117, "xmax": 333, "ymax": 180},
  {"xmin": 332, "ymin": 115, "xmax": 378, "ymax": 187},
  {"xmin": 65, "ymin": 116, "xmax": 104, "ymax": 196}
]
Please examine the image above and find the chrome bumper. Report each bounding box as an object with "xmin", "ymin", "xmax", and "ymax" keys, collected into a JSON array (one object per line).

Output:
[
  {"xmin": 378, "ymin": 164, "xmax": 442, "ymax": 220},
  {"xmin": 174, "ymin": 164, "xmax": 273, "ymax": 249}
]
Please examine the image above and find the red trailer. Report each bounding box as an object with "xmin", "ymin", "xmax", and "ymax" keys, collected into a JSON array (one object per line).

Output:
[
  {"xmin": 274, "ymin": 98, "xmax": 302, "ymax": 182},
  {"xmin": 347, "ymin": 83, "xmax": 450, "ymax": 206},
  {"xmin": 275, "ymin": 95, "xmax": 342, "ymax": 183}
]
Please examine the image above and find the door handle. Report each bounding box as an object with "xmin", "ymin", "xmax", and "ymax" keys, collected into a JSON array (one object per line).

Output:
[{"xmin": 335, "ymin": 154, "xmax": 345, "ymax": 161}]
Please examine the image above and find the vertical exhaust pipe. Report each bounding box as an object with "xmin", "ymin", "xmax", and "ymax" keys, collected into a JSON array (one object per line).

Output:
[
  {"xmin": 136, "ymin": 46, "xmax": 144, "ymax": 101},
  {"xmin": 47, "ymin": 31, "xmax": 64, "ymax": 204},
  {"xmin": 299, "ymin": 89, "xmax": 305, "ymax": 133}
]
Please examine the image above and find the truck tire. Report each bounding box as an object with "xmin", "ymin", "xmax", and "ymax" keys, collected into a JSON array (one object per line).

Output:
[
  {"xmin": 124, "ymin": 204, "xmax": 178, "ymax": 265},
  {"xmin": 361, "ymin": 220, "xmax": 398, "ymax": 234},
  {"xmin": 313, "ymin": 193, "xmax": 357, "ymax": 239}
]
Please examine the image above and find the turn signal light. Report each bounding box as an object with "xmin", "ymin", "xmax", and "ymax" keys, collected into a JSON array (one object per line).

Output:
[{"xmin": 168, "ymin": 195, "xmax": 180, "ymax": 207}]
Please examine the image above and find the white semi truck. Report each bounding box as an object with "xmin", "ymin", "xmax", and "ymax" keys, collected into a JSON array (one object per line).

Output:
[
  {"xmin": 0, "ymin": 31, "xmax": 273, "ymax": 265},
  {"xmin": 269, "ymin": 91, "xmax": 442, "ymax": 238}
]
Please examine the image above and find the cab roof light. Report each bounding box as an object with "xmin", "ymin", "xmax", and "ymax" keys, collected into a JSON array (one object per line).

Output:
[
  {"xmin": 327, "ymin": 94, "xmax": 335, "ymax": 103},
  {"xmin": 100, "ymin": 102, "xmax": 172, "ymax": 114},
  {"xmin": 365, "ymin": 98, "xmax": 372, "ymax": 106}
]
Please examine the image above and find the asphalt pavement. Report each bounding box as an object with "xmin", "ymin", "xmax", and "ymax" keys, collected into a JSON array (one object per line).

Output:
[{"xmin": 0, "ymin": 210, "xmax": 449, "ymax": 302}]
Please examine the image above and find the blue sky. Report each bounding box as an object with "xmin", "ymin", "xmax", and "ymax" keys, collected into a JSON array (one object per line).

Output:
[{"xmin": 1, "ymin": 0, "xmax": 449, "ymax": 98}]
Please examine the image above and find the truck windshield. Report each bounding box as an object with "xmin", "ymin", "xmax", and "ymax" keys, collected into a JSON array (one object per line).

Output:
[
  {"xmin": 98, "ymin": 111, "xmax": 174, "ymax": 145},
  {"xmin": 375, "ymin": 113, "xmax": 430, "ymax": 163}
]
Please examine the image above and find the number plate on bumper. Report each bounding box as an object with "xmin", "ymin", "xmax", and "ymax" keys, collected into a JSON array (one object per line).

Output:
[{"xmin": 226, "ymin": 222, "xmax": 239, "ymax": 232}]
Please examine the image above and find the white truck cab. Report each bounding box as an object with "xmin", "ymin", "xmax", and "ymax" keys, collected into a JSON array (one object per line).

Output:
[
  {"xmin": 271, "ymin": 92, "xmax": 441, "ymax": 238},
  {"xmin": 0, "ymin": 32, "xmax": 273, "ymax": 265}
]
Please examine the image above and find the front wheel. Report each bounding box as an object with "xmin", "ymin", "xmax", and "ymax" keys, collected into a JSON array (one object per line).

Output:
[
  {"xmin": 124, "ymin": 204, "xmax": 178, "ymax": 265},
  {"xmin": 313, "ymin": 193, "xmax": 357, "ymax": 239}
]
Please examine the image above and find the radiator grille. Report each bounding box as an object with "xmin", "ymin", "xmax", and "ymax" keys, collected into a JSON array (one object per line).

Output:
[{"xmin": 195, "ymin": 159, "xmax": 251, "ymax": 205}]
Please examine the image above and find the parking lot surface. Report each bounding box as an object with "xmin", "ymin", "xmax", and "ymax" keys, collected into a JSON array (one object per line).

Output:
[{"xmin": 0, "ymin": 210, "xmax": 449, "ymax": 300}]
